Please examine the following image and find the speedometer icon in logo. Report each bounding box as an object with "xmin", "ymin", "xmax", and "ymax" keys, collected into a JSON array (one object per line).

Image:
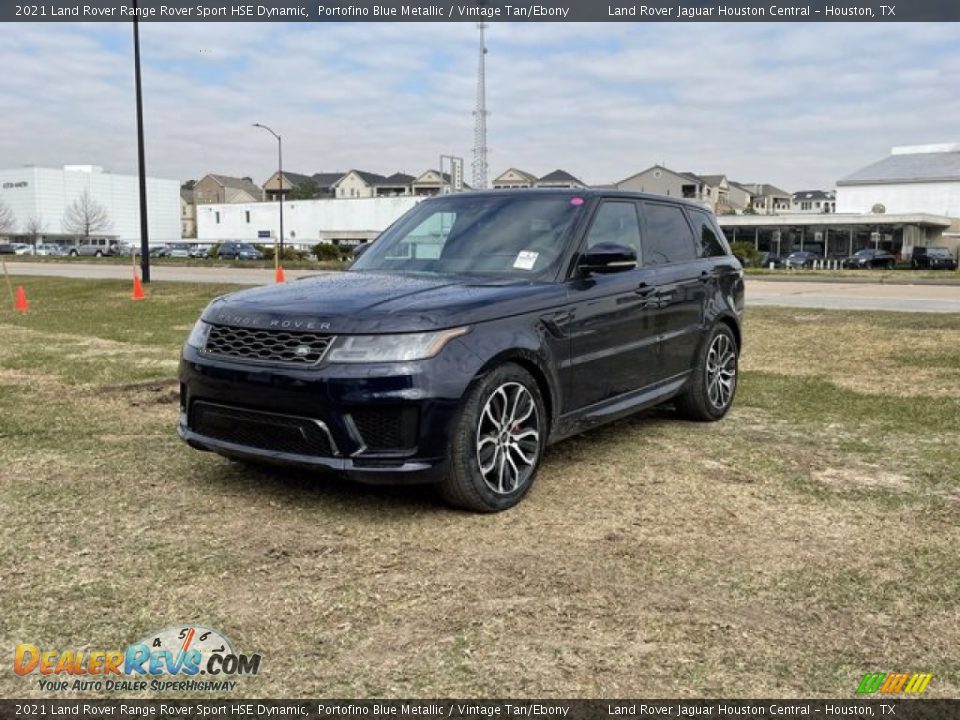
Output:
[
  {"xmin": 128, "ymin": 624, "xmax": 261, "ymax": 677},
  {"xmin": 139, "ymin": 625, "xmax": 235, "ymax": 666}
]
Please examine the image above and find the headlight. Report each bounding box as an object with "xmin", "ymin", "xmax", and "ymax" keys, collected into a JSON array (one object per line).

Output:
[
  {"xmin": 327, "ymin": 327, "xmax": 469, "ymax": 363},
  {"xmin": 185, "ymin": 319, "xmax": 212, "ymax": 350}
]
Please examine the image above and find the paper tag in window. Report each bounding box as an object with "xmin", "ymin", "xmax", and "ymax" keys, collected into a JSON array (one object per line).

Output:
[{"xmin": 513, "ymin": 250, "xmax": 539, "ymax": 270}]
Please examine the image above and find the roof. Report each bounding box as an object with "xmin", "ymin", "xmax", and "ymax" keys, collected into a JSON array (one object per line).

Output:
[
  {"xmin": 698, "ymin": 175, "xmax": 727, "ymax": 187},
  {"xmin": 792, "ymin": 190, "xmax": 836, "ymax": 201},
  {"xmin": 838, "ymin": 149, "xmax": 960, "ymax": 185},
  {"xmin": 728, "ymin": 181, "xmax": 754, "ymax": 194},
  {"xmin": 179, "ymin": 187, "xmax": 194, "ymax": 202},
  {"xmin": 281, "ymin": 171, "xmax": 314, "ymax": 186},
  {"xmin": 494, "ymin": 168, "xmax": 538, "ymax": 183},
  {"xmin": 741, "ymin": 183, "xmax": 791, "ymax": 197},
  {"xmin": 382, "ymin": 172, "xmax": 415, "ymax": 185},
  {"xmin": 207, "ymin": 174, "xmax": 261, "ymax": 195},
  {"xmin": 716, "ymin": 212, "xmax": 952, "ymax": 228},
  {"xmin": 311, "ymin": 172, "xmax": 345, "ymax": 188},
  {"xmin": 538, "ymin": 169, "xmax": 585, "ymax": 185},
  {"xmin": 432, "ymin": 186, "xmax": 710, "ymax": 210}
]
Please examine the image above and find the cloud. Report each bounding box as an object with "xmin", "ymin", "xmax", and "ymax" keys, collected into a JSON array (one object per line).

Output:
[{"xmin": 0, "ymin": 21, "xmax": 957, "ymax": 190}]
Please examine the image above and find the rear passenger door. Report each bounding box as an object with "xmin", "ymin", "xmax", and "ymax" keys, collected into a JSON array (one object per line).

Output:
[{"xmin": 638, "ymin": 201, "xmax": 706, "ymax": 380}]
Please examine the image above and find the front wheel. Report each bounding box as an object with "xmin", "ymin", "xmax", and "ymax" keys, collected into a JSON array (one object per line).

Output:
[
  {"xmin": 676, "ymin": 324, "xmax": 739, "ymax": 421},
  {"xmin": 440, "ymin": 363, "xmax": 547, "ymax": 512},
  {"xmin": 95, "ymin": 250, "xmax": 103, "ymax": 257}
]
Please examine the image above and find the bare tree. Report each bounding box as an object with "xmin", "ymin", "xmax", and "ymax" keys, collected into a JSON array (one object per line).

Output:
[
  {"xmin": 0, "ymin": 199, "xmax": 15, "ymax": 237},
  {"xmin": 24, "ymin": 216, "xmax": 45, "ymax": 245},
  {"xmin": 62, "ymin": 190, "xmax": 112, "ymax": 239}
]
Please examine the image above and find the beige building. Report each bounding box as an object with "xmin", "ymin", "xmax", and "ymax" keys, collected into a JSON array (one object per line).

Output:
[
  {"xmin": 180, "ymin": 187, "xmax": 196, "ymax": 238},
  {"xmin": 193, "ymin": 174, "xmax": 262, "ymax": 205},
  {"xmin": 333, "ymin": 170, "xmax": 415, "ymax": 198},
  {"xmin": 536, "ymin": 169, "xmax": 586, "ymax": 189},
  {"xmin": 263, "ymin": 171, "xmax": 345, "ymax": 200},
  {"xmin": 493, "ymin": 168, "xmax": 538, "ymax": 189},
  {"xmin": 614, "ymin": 165, "xmax": 716, "ymax": 209},
  {"xmin": 741, "ymin": 183, "xmax": 792, "ymax": 215}
]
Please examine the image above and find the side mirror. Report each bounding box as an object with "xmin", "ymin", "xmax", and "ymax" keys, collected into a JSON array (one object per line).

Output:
[
  {"xmin": 579, "ymin": 242, "xmax": 637, "ymax": 274},
  {"xmin": 352, "ymin": 242, "xmax": 371, "ymax": 259}
]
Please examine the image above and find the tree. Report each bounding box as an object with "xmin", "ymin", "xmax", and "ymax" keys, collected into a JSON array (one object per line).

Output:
[
  {"xmin": 24, "ymin": 216, "xmax": 45, "ymax": 245},
  {"xmin": 0, "ymin": 199, "xmax": 16, "ymax": 237},
  {"xmin": 289, "ymin": 179, "xmax": 319, "ymax": 200},
  {"xmin": 62, "ymin": 190, "xmax": 112, "ymax": 239}
]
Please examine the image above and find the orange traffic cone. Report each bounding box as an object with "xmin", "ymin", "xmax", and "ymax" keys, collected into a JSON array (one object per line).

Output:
[
  {"xmin": 275, "ymin": 265, "xmax": 286, "ymax": 283},
  {"xmin": 132, "ymin": 273, "xmax": 145, "ymax": 300},
  {"xmin": 14, "ymin": 286, "xmax": 29, "ymax": 312}
]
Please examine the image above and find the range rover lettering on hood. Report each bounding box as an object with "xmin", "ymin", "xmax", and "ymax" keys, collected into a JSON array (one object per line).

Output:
[{"xmin": 212, "ymin": 312, "xmax": 331, "ymax": 332}]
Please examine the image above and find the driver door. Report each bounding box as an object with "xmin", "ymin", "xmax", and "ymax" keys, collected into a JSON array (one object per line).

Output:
[{"xmin": 565, "ymin": 200, "xmax": 662, "ymax": 412}]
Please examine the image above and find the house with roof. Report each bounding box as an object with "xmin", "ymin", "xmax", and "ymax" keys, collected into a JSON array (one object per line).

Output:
[
  {"xmin": 193, "ymin": 174, "xmax": 262, "ymax": 205},
  {"xmin": 411, "ymin": 169, "xmax": 469, "ymax": 196},
  {"xmin": 536, "ymin": 170, "xmax": 586, "ymax": 189},
  {"xmin": 333, "ymin": 170, "xmax": 416, "ymax": 198},
  {"xmin": 262, "ymin": 171, "xmax": 346, "ymax": 200},
  {"xmin": 836, "ymin": 143, "xmax": 960, "ymax": 219},
  {"xmin": 493, "ymin": 168, "xmax": 538, "ymax": 189},
  {"xmin": 613, "ymin": 165, "xmax": 711, "ymax": 206},
  {"xmin": 791, "ymin": 190, "xmax": 836, "ymax": 214},
  {"xmin": 740, "ymin": 183, "xmax": 792, "ymax": 215}
]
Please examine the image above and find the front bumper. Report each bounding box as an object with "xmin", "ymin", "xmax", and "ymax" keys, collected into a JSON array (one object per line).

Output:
[{"xmin": 178, "ymin": 342, "xmax": 481, "ymax": 484}]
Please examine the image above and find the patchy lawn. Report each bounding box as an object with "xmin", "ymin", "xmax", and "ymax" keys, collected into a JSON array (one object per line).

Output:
[{"xmin": 1, "ymin": 277, "xmax": 958, "ymax": 699}]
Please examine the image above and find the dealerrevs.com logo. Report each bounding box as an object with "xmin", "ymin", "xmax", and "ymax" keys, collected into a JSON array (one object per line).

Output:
[{"xmin": 14, "ymin": 625, "xmax": 261, "ymax": 693}]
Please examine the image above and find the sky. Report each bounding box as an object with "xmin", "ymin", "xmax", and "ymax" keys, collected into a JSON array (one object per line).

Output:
[{"xmin": 2, "ymin": 21, "xmax": 959, "ymax": 191}]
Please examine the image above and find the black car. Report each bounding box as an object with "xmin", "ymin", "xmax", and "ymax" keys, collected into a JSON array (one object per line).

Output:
[
  {"xmin": 218, "ymin": 242, "xmax": 263, "ymax": 260},
  {"xmin": 842, "ymin": 248, "xmax": 896, "ymax": 269},
  {"xmin": 757, "ymin": 252, "xmax": 784, "ymax": 269},
  {"xmin": 179, "ymin": 190, "xmax": 744, "ymax": 511},
  {"xmin": 911, "ymin": 246, "xmax": 957, "ymax": 270},
  {"xmin": 0, "ymin": 243, "xmax": 16, "ymax": 255},
  {"xmin": 784, "ymin": 251, "xmax": 821, "ymax": 269}
]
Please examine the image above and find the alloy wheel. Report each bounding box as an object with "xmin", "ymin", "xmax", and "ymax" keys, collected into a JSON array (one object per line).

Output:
[
  {"xmin": 706, "ymin": 333, "xmax": 737, "ymax": 410},
  {"xmin": 475, "ymin": 382, "xmax": 541, "ymax": 495}
]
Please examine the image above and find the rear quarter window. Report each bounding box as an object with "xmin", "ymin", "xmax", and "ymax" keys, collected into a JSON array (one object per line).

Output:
[
  {"xmin": 640, "ymin": 202, "xmax": 697, "ymax": 265},
  {"xmin": 687, "ymin": 209, "xmax": 729, "ymax": 258}
]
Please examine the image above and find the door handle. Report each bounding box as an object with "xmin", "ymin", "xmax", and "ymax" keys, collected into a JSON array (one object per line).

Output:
[{"xmin": 698, "ymin": 270, "xmax": 712, "ymax": 283}]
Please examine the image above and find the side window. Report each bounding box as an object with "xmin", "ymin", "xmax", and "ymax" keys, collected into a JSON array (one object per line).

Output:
[
  {"xmin": 640, "ymin": 203, "xmax": 697, "ymax": 265},
  {"xmin": 688, "ymin": 210, "xmax": 728, "ymax": 258},
  {"xmin": 584, "ymin": 201, "xmax": 641, "ymax": 255}
]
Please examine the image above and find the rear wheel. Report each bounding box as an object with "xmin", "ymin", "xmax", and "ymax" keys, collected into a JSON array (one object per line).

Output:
[
  {"xmin": 439, "ymin": 363, "xmax": 547, "ymax": 512},
  {"xmin": 95, "ymin": 250, "xmax": 103, "ymax": 257},
  {"xmin": 676, "ymin": 323, "xmax": 739, "ymax": 421}
]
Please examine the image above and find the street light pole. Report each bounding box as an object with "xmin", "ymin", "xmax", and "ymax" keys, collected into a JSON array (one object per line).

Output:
[
  {"xmin": 253, "ymin": 123, "xmax": 284, "ymax": 257},
  {"xmin": 133, "ymin": 0, "xmax": 150, "ymax": 282}
]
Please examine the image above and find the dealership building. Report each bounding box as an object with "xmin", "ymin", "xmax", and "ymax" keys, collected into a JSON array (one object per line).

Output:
[
  {"xmin": 196, "ymin": 195, "xmax": 421, "ymax": 247},
  {"xmin": 0, "ymin": 165, "xmax": 181, "ymax": 245}
]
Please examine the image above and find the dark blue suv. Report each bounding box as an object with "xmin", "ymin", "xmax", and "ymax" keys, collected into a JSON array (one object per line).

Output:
[{"xmin": 179, "ymin": 190, "xmax": 744, "ymax": 511}]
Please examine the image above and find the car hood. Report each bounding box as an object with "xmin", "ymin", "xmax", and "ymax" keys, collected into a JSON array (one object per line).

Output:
[{"xmin": 202, "ymin": 271, "xmax": 567, "ymax": 333}]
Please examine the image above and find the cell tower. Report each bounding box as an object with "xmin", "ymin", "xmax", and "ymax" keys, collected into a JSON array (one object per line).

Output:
[{"xmin": 471, "ymin": 22, "xmax": 489, "ymax": 190}]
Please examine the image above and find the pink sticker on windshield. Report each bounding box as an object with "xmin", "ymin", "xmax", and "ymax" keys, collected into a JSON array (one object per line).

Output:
[{"xmin": 570, "ymin": 197, "xmax": 584, "ymax": 206}]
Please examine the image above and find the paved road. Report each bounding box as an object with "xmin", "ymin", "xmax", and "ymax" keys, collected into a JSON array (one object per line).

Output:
[{"xmin": 5, "ymin": 262, "xmax": 960, "ymax": 313}]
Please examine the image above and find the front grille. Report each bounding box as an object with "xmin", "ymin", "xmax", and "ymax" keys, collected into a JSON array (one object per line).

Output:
[
  {"xmin": 203, "ymin": 324, "xmax": 334, "ymax": 365},
  {"xmin": 190, "ymin": 401, "xmax": 336, "ymax": 457},
  {"xmin": 350, "ymin": 407, "xmax": 419, "ymax": 452}
]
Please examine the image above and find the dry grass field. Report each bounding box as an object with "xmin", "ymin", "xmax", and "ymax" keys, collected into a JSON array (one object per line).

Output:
[{"xmin": 1, "ymin": 277, "xmax": 958, "ymax": 698}]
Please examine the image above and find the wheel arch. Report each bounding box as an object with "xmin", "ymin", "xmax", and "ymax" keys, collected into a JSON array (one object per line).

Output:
[{"xmin": 472, "ymin": 349, "xmax": 558, "ymax": 434}]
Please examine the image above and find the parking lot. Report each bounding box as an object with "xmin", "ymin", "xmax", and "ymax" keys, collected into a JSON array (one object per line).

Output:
[{"xmin": 1, "ymin": 276, "xmax": 957, "ymax": 698}]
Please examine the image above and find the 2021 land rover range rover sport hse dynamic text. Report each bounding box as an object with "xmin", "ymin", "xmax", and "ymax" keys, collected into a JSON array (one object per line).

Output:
[{"xmin": 179, "ymin": 189, "xmax": 744, "ymax": 512}]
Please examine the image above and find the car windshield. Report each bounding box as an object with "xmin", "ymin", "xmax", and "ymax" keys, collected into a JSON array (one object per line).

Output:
[
  {"xmin": 855, "ymin": 249, "xmax": 875, "ymax": 256},
  {"xmin": 351, "ymin": 193, "xmax": 585, "ymax": 279},
  {"xmin": 926, "ymin": 247, "xmax": 951, "ymax": 258}
]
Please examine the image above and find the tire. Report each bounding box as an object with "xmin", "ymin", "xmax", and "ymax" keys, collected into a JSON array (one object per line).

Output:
[
  {"xmin": 676, "ymin": 323, "xmax": 739, "ymax": 422},
  {"xmin": 439, "ymin": 363, "xmax": 547, "ymax": 513},
  {"xmin": 95, "ymin": 250, "xmax": 103, "ymax": 257},
  {"xmin": 69, "ymin": 250, "xmax": 78, "ymax": 257}
]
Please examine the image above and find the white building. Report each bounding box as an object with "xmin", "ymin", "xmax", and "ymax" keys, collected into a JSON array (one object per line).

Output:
[
  {"xmin": 0, "ymin": 165, "xmax": 180, "ymax": 244},
  {"xmin": 837, "ymin": 144, "xmax": 960, "ymax": 219},
  {"xmin": 197, "ymin": 195, "xmax": 421, "ymax": 247}
]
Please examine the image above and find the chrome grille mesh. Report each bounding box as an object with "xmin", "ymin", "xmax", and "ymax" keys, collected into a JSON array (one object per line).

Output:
[{"xmin": 203, "ymin": 324, "xmax": 334, "ymax": 365}]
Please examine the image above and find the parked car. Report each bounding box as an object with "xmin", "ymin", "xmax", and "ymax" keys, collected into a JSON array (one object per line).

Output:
[
  {"xmin": 757, "ymin": 252, "xmax": 784, "ymax": 268},
  {"xmin": 149, "ymin": 245, "xmax": 171, "ymax": 258},
  {"xmin": 11, "ymin": 243, "xmax": 35, "ymax": 255},
  {"xmin": 189, "ymin": 244, "xmax": 210, "ymax": 259},
  {"xmin": 179, "ymin": 189, "xmax": 744, "ymax": 512},
  {"xmin": 842, "ymin": 248, "xmax": 896, "ymax": 269},
  {"xmin": 217, "ymin": 242, "xmax": 263, "ymax": 260},
  {"xmin": 35, "ymin": 243, "xmax": 65, "ymax": 256},
  {"xmin": 70, "ymin": 238, "xmax": 124, "ymax": 257},
  {"xmin": 785, "ymin": 251, "xmax": 821, "ymax": 269},
  {"xmin": 163, "ymin": 242, "xmax": 191, "ymax": 258},
  {"xmin": 911, "ymin": 246, "xmax": 957, "ymax": 270},
  {"xmin": 0, "ymin": 244, "xmax": 15, "ymax": 255}
]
